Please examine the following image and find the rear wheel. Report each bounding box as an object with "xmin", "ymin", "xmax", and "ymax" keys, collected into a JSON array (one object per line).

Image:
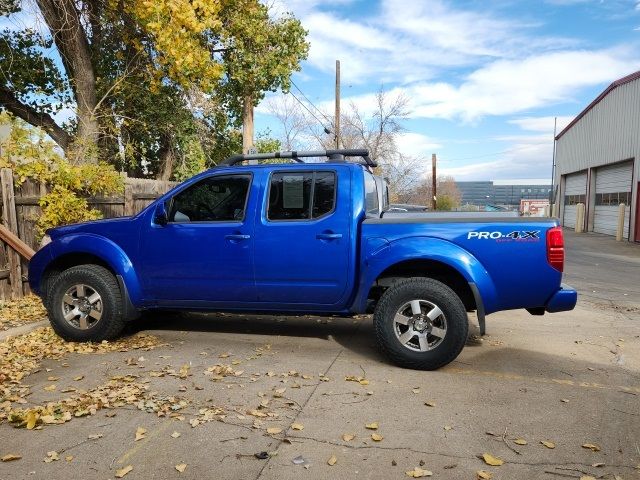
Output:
[
  {"xmin": 374, "ymin": 277, "xmax": 468, "ymax": 370},
  {"xmin": 47, "ymin": 265, "xmax": 125, "ymax": 341}
]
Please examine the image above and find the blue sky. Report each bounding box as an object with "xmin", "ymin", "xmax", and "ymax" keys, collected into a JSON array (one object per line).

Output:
[
  {"xmin": 257, "ymin": 0, "xmax": 640, "ymax": 181},
  {"xmin": 3, "ymin": 1, "xmax": 640, "ymax": 182}
]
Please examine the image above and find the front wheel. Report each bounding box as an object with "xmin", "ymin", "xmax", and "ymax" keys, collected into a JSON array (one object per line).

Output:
[
  {"xmin": 47, "ymin": 264, "xmax": 126, "ymax": 342},
  {"xmin": 374, "ymin": 277, "xmax": 468, "ymax": 370}
]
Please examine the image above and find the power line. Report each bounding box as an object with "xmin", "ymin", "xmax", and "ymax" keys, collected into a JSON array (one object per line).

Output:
[
  {"xmin": 290, "ymin": 80, "xmax": 333, "ymax": 125},
  {"xmin": 286, "ymin": 89, "xmax": 332, "ymax": 133}
]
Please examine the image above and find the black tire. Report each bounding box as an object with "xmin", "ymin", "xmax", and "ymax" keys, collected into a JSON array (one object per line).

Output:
[
  {"xmin": 47, "ymin": 264, "xmax": 126, "ymax": 342},
  {"xmin": 374, "ymin": 277, "xmax": 468, "ymax": 370}
]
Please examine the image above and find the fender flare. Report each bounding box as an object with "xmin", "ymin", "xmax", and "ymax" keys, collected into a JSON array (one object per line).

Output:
[
  {"xmin": 351, "ymin": 236, "xmax": 499, "ymax": 314},
  {"xmin": 46, "ymin": 234, "xmax": 144, "ymax": 307}
]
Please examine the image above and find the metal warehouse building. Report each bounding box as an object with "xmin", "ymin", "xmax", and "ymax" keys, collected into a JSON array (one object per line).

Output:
[{"xmin": 555, "ymin": 70, "xmax": 640, "ymax": 242}]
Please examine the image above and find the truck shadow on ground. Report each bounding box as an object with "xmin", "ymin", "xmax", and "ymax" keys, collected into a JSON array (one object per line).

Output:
[{"xmin": 127, "ymin": 312, "xmax": 632, "ymax": 382}]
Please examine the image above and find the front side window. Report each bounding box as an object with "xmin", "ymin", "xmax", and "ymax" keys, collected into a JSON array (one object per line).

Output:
[
  {"xmin": 169, "ymin": 174, "xmax": 251, "ymax": 222},
  {"xmin": 268, "ymin": 171, "xmax": 336, "ymax": 221}
]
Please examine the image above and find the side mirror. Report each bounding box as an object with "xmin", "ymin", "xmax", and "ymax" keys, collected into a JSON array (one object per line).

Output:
[{"xmin": 153, "ymin": 202, "xmax": 168, "ymax": 226}]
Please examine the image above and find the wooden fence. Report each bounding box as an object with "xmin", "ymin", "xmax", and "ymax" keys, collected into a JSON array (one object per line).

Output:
[{"xmin": 0, "ymin": 168, "xmax": 177, "ymax": 300}]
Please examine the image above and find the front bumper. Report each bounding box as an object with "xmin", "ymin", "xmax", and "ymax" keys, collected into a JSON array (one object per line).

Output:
[{"xmin": 545, "ymin": 283, "xmax": 578, "ymax": 313}]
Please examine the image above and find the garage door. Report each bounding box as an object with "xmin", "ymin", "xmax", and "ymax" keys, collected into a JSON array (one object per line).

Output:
[
  {"xmin": 563, "ymin": 171, "xmax": 587, "ymax": 230},
  {"xmin": 593, "ymin": 161, "xmax": 632, "ymax": 238}
]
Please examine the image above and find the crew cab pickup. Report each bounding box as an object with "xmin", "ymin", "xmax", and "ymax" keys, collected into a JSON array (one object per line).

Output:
[{"xmin": 28, "ymin": 149, "xmax": 577, "ymax": 370}]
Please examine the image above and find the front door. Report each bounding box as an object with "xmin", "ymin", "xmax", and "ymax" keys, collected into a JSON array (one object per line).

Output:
[
  {"xmin": 253, "ymin": 169, "xmax": 351, "ymax": 305},
  {"xmin": 140, "ymin": 173, "xmax": 256, "ymax": 303}
]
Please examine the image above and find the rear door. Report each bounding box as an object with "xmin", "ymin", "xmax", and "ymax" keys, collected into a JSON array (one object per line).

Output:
[{"xmin": 253, "ymin": 168, "xmax": 351, "ymax": 305}]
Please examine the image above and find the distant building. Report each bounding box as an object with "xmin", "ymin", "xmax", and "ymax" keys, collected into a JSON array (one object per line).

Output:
[
  {"xmin": 555, "ymin": 70, "xmax": 640, "ymax": 242},
  {"xmin": 455, "ymin": 180, "xmax": 551, "ymax": 208}
]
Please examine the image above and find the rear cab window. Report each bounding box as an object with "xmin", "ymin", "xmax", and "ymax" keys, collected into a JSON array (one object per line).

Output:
[{"xmin": 267, "ymin": 171, "xmax": 336, "ymax": 221}]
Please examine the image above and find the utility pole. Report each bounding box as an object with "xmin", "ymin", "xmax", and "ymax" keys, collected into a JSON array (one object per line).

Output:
[
  {"xmin": 335, "ymin": 60, "xmax": 341, "ymax": 149},
  {"xmin": 432, "ymin": 153, "xmax": 437, "ymax": 210},
  {"xmin": 550, "ymin": 116, "xmax": 558, "ymax": 213}
]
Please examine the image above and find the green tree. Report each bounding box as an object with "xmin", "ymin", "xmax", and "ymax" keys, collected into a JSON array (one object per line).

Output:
[{"xmin": 0, "ymin": 0, "xmax": 308, "ymax": 178}]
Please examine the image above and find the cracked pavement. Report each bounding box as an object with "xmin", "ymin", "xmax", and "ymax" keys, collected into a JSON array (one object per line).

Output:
[{"xmin": 1, "ymin": 230, "xmax": 639, "ymax": 480}]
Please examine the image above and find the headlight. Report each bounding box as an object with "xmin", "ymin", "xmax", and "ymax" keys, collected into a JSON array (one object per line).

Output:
[{"xmin": 39, "ymin": 235, "xmax": 52, "ymax": 249}]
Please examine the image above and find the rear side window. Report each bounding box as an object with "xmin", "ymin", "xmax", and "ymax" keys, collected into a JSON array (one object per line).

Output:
[
  {"xmin": 364, "ymin": 173, "xmax": 379, "ymax": 215},
  {"xmin": 169, "ymin": 174, "xmax": 251, "ymax": 222},
  {"xmin": 268, "ymin": 171, "xmax": 336, "ymax": 221}
]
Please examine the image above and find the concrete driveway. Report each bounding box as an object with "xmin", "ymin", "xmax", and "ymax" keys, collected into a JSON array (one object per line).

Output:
[{"xmin": 1, "ymin": 231, "xmax": 639, "ymax": 480}]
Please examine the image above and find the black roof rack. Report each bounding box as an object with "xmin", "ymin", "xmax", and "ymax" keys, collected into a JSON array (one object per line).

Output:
[{"xmin": 218, "ymin": 149, "xmax": 377, "ymax": 168}]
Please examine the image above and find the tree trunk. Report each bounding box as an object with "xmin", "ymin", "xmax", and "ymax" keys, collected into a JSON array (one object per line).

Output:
[
  {"xmin": 36, "ymin": 0, "xmax": 99, "ymax": 162},
  {"xmin": 157, "ymin": 136, "xmax": 174, "ymax": 181},
  {"xmin": 242, "ymin": 95, "xmax": 254, "ymax": 155}
]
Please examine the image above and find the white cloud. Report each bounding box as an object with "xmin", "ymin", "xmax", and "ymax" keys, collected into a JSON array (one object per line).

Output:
[
  {"xmin": 396, "ymin": 132, "xmax": 442, "ymax": 158},
  {"xmin": 411, "ymin": 48, "xmax": 638, "ymax": 121},
  {"xmin": 439, "ymin": 142, "xmax": 554, "ymax": 180},
  {"xmin": 332, "ymin": 48, "xmax": 638, "ymax": 122},
  {"xmin": 290, "ymin": 0, "xmax": 581, "ymax": 84},
  {"xmin": 509, "ymin": 116, "xmax": 574, "ymax": 133}
]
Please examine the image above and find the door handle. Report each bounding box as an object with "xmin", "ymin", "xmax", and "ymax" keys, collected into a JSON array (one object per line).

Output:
[
  {"xmin": 316, "ymin": 233, "xmax": 343, "ymax": 240},
  {"xmin": 225, "ymin": 234, "xmax": 251, "ymax": 240}
]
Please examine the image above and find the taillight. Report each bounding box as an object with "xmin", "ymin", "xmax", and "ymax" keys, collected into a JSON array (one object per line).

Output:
[{"xmin": 547, "ymin": 226, "xmax": 564, "ymax": 272}]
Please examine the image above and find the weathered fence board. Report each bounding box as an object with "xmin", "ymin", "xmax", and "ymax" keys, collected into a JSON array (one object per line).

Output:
[
  {"xmin": 0, "ymin": 169, "xmax": 177, "ymax": 300},
  {"xmin": 1, "ymin": 168, "xmax": 23, "ymax": 299}
]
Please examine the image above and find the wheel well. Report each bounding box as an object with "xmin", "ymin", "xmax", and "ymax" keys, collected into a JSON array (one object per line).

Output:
[
  {"xmin": 41, "ymin": 253, "xmax": 116, "ymax": 298},
  {"xmin": 368, "ymin": 260, "xmax": 476, "ymax": 311}
]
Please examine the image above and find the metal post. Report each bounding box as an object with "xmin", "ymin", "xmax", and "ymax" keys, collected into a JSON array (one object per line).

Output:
[
  {"xmin": 335, "ymin": 60, "xmax": 341, "ymax": 149},
  {"xmin": 551, "ymin": 117, "xmax": 557, "ymax": 204},
  {"xmin": 431, "ymin": 153, "xmax": 437, "ymax": 210}
]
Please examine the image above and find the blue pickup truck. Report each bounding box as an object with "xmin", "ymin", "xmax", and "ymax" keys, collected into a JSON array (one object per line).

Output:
[{"xmin": 28, "ymin": 150, "xmax": 577, "ymax": 370}]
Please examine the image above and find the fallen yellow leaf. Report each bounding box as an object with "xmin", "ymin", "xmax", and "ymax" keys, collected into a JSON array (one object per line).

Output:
[
  {"xmin": 482, "ymin": 453, "xmax": 504, "ymax": 466},
  {"xmin": 135, "ymin": 426, "xmax": 146, "ymax": 441},
  {"xmin": 514, "ymin": 439, "xmax": 527, "ymax": 445},
  {"xmin": 171, "ymin": 431, "xmax": 181, "ymax": 438},
  {"xmin": 25, "ymin": 411, "xmax": 38, "ymax": 430},
  {"xmin": 1, "ymin": 454, "xmax": 21, "ymax": 462},
  {"xmin": 405, "ymin": 466, "xmax": 432, "ymax": 477},
  {"xmin": 541, "ymin": 441, "xmax": 556, "ymax": 449},
  {"xmin": 44, "ymin": 451, "xmax": 59, "ymax": 463},
  {"xmin": 175, "ymin": 463, "xmax": 187, "ymax": 473},
  {"xmin": 43, "ymin": 384, "xmax": 56, "ymax": 392},
  {"xmin": 582, "ymin": 443, "xmax": 601, "ymax": 452},
  {"xmin": 327, "ymin": 455, "xmax": 337, "ymax": 466},
  {"xmin": 65, "ymin": 455, "xmax": 73, "ymax": 462},
  {"xmin": 115, "ymin": 465, "xmax": 133, "ymax": 478},
  {"xmin": 477, "ymin": 471, "xmax": 493, "ymax": 479},
  {"xmin": 371, "ymin": 433, "xmax": 383, "ymax": 441},
  {"xmin": 291, "ymin": 423, "xmax": 304, "ymax": 431},
  {"xmin": 365, "ymin": 422, "xmax": 379, "ymax": 430},
  {"xmin": 267, "ymin": 427, "xmax": 282, "ymax": 435},
  {"xmin": 342, "ymin": 433, "xmax": 355, "ymax": 441},
  {"xmin": 579, "ymin": 476, "xmax": 596, "ymax": 480}
]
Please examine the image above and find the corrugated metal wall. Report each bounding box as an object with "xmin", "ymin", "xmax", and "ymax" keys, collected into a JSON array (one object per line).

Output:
[{"xmin": 555, "ymin": 79, "xmax": 640, "ymax": 240}]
